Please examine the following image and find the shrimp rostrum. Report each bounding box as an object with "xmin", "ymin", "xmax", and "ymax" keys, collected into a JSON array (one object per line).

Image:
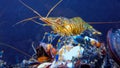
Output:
[{"xmin": 15, "ymin": 0, "xmax": 102, "ymax": 36}]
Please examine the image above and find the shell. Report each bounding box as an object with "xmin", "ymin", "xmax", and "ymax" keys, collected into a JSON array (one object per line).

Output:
[{"xmin": 107, "ymin": 28, "xmax": 120, "ymax": 66}]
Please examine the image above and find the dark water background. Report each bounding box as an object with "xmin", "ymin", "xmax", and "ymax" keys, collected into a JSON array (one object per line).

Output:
[{"xmin": 0, "ymin": 0, "xmax": 120, "ymax": 64}]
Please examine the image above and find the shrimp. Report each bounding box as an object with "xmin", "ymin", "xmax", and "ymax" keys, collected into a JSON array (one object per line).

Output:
[{"xmin": 13, "ymin": 0, "xmax": 102, "ymax": 36}]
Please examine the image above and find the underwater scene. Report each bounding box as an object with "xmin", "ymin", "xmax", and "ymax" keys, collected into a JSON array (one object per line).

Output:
[{"xmin": 0, "ymin": 0, "xmax": 120, "ymax": 68}]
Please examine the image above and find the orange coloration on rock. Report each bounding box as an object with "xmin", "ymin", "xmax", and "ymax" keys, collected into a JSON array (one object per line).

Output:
[{"xmin": 37, "ymin": 56, "xmax": 50, "ymax": 63}]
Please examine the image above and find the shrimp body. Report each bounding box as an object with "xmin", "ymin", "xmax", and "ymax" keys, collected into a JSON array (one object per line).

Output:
[{"xmin": 41, "ymin": 17, "xmax": 101, "ymax": 36}]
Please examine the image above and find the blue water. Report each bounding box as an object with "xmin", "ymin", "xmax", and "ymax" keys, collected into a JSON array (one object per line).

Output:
[{"xmin": 0, "ymin": 0, "xmax": 120, "ymax": 64}]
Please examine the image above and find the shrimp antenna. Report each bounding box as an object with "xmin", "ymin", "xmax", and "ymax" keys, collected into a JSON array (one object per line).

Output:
[
  {"xmin": 13, "ymin": 0, "xmax": 44, "ymax": 27},
  {"xmin": 0, "ymin": 42, "xmax": 31, "ymax": 57},
  {"xmin": 19, "ymin": 0, "xmax": 43, "ymax": 18},
  {"xmin": 88, "ymin": 21, "xmax": 120, "ymax": 24},
  {"xmin": 13, "ymin": 0, "xmax": 63, "ymax": 26},
  {"xmin": 12, "ymin": 16, "xmax": 39, "ymax": 27},
  {"xmin": 46, "ymin": 0, "xmax": 63, "ymax": 18}
]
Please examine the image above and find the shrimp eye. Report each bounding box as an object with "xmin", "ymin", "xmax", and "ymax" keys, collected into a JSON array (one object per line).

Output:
[{"xmin": 55, "ymin": 18, "xmax": 61, "ymax": 24}]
